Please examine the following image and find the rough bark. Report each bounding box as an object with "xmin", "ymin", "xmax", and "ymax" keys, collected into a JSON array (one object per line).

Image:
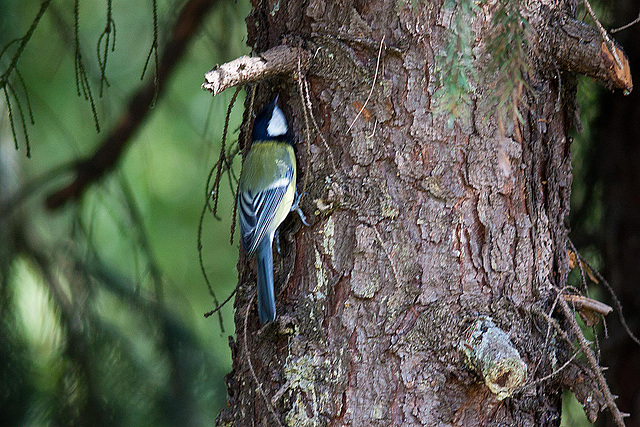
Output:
[{"xmin": 215, "ymin": 1, "xmax": 629, "ymax": 425}]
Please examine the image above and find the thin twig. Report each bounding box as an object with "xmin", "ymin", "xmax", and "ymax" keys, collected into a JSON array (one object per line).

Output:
[
  {"xmin": 204, "ymin": 287, "xmax": 237, "ymax": 318},
  {"xmin": 523, "ymin": 351, "xmax": 579, "ymax": 390},
  {"xmin": 610, "ymin": 10, "xmax": 640, "ymax": 33},
  {"xmin": 296, "ymin": 56, "xmax": 312, "ymax": 204},
  {"xmin": 7, "ymin": 84, "xmax": 30, "ymax": 157},
  {"xmin": 582, "ymin": 0, "xmax": 623, "ymax": 70},
  {"xmin": 558, "ymin": 297, "xmax": 626, "ymax": 426},
  {"xmin": 211, "ymin": 87, "xmax": 241, "ymax": 217},
  {"xmin": 197, "ymin": 88, "xmax": 242, "ymax": 330},
  {"xmin": 3, "ymin": 87, "xmax": 18, "ymax": 150},
  {"xmin": 0, "ymin": 0, "xmax": 53, "ymax": 89},
  {"xmin": 568, "ymin": 241, "xmax": 590, "ymax": 297},
  {"xmin": 74, "ymin": 0, "xmax": 100, "ymax": 132},
  {"xmin": 579, "ymin": 253, "xmax": 640, "ymax": 348},
  {"xmin": 96, "ymin": 0, "xmax": 115, "ymax": 96},
  {"xmin": 141, "ymin": 0, "xmax": 159, "ymax": 106},
  {"xmin": 197, "ymin": 198, "xmax": 223, "ymax": 328},
  {"xmin": 367, "ymin": 119, "xmax": 378, "ymax": 139},
  {"xmin": 229, "ymin": 84, "xmax": 257, "ymax": 245},
  {"xmin": 348, "ymin": 35, "xmax": 385, "ymax": 132},
  {"xmin": 14, "ymin": 69, "xmax": 35, "ymax": 125},
  {"xmin": 530, "ymin": 289, "xmax": 571, "ymax": 380},
  {"xmin": 302, "ymin": 78, "xmax": 340, "ymax": 177},
  {"xmin": 243, "ymin": 293, "xmax": 283, "ymax": 427},
  {"xmin": 241, "ymin": 85, "xmax": 257, "ymax": 157},
  {"xmin": 532, "ymin": 304, "xmax": 577, "ymax": 350}
]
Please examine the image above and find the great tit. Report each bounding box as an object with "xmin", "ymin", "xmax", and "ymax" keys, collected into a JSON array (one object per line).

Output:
[{"xmin": 238, "ymin": 96, "xmax": 305, "ymax": 324}]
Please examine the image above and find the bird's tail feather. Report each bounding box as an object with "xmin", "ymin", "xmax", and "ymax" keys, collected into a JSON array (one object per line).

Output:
[{"xmin": 256, "ymin": 238, "xmax": 276, "ymax": 323}]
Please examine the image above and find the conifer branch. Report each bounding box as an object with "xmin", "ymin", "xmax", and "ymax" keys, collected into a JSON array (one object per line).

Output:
[
  {"xmin": 0, "ymin": 0, "xmax": 53, "ymax": 89},
  {"xmin": 45, "ymin": 0, "xmax": 220, "ymax": 210}
]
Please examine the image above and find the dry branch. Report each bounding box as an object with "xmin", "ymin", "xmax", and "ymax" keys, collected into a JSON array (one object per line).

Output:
[
  {"xmin": 202, "ymin": 45, "xmax": 312, "ymax": 96},
  {"xmin": 558, "ymin": 296, "xmax": 627, "ymax": 426},
  {"xmin": 543, "ymin": 14, "xmax": 632, "ymax": 92},
  {"xmin": 564, "ymin": 294, "xmax": 612, "ymax": 315}
]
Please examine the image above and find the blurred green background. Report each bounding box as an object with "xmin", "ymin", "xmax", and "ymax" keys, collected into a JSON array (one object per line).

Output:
[{"xmin": 1, "ymin": 0, "xmax": 250, "ymax": 424}]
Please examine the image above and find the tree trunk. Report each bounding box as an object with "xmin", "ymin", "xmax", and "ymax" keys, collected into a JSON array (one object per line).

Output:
[{"xmin": 214, "ymin": 1, "xmax": 630, "ymax": 425}]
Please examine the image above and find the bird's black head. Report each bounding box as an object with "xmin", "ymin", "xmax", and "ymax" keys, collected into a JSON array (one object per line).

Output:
[{"xmin": 252, "ymin": 95, "xmax": 291, "ymax": 142}]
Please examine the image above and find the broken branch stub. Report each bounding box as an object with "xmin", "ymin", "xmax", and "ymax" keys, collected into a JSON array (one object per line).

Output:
[
  {"xmin": 202, "ymin": 45, "xmax": 312, "ymax": 96},
  {"xmin": 540, "ymin": 13, "xmax": 633, "ymax": 93},
  {"xmin": 460, "ymin": 316, "xmax": 528, "ymax": 400}
]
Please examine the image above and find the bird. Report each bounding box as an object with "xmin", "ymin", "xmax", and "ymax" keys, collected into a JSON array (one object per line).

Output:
[{"xmin": 238, "ymin": 95, "xmax": 307, "ymax": 324}]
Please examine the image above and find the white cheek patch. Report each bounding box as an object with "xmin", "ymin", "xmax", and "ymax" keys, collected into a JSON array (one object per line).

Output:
[
  {"xmin": 267, "ymin": 105, "xmax": 288, "ymax": 137},
  {"xmin": 265, "ymin": 177, "xmax": 291, "ymax": 190}
]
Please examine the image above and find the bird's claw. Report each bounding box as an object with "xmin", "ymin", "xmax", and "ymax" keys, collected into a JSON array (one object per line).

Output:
[{"xmin": 291, "ymin": 191, "xmax": 310, "ymax": 226}]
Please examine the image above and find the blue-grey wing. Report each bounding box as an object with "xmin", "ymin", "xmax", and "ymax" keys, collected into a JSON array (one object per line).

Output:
[{"xmin": 239, "ymin": 171, "xmax": 292, "ymax": 255}]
